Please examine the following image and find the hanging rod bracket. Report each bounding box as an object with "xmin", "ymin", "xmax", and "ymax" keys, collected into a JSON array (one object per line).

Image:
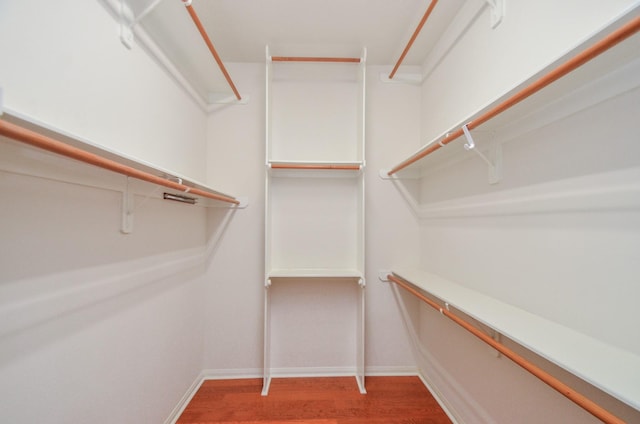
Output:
[
  {"xmin": 208, "ymin": 93, "xmax": 250, "ymax": 105},
  {"xmin": 358, "ymin": 278, "xmax": 366, "ymax": 288},
  {"xmin": 485, "ymin": 0, "xmax": 505, "ymax": 29},
  {"xmin": 379, "ymin": 72, "xmax": 422, "ymax": 85},
  {"xmin": 462, "ymin": 124, "xmax": 502, "ymax": 184},
  {"xmin": 378, "ymin": 270, "xmax": 392, "ymax": 282}
]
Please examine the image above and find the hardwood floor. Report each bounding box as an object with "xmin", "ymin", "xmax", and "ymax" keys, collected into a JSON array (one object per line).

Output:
[{"xmin": 177, "ymin": 376, "xmax": 452, "ymax": 424}]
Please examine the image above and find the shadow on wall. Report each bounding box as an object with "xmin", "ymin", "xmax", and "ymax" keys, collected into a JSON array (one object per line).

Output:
[{"xmin": 0, "ymin": 139, "xmax": 237, "ymax": 366}]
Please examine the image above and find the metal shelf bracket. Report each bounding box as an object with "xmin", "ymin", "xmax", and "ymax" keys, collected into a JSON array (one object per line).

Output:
[{"xmin": 462, "ymin": 124, "xmax": 502, "ymax": 184}]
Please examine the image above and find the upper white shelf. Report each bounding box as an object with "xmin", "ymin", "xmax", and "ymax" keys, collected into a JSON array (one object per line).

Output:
[
  {"xmin": 0, "ymin": 108, "xmax": 244, "ymax": 208},
  {"xmin": 392, "ymin": 268, "xmax": 640, "ymax": 411},
  {"xmin": 385, "ymin": 12, "xmax": 640, "ymax": 179}
]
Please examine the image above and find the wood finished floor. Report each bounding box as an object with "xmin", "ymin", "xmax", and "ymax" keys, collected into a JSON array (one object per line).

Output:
[{"xmin": 177, "ymin": 376, "xmax": 452, "ymax": 424}]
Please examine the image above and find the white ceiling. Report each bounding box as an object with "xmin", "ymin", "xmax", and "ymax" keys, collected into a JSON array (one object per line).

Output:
[{"xmin": 125, "ymin": 0, "xmax": 465, "ymax": 100}]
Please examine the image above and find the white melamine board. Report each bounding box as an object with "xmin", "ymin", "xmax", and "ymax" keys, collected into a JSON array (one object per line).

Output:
[
  {"xmin": 392, "ymin": 268, "xmax": 640, "ymax": 410},
  {"xmin": 268, "ymin": 176, "xmax": 360, "ymax": 272},
  {"xmin": 269, "ymin": 63, "xmax": 360, "ymax": 162}
]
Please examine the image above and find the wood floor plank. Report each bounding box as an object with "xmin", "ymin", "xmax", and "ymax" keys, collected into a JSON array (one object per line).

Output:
[{"xmin": 177, "ymin": 376, "xmax": 451, "ymax": 423}]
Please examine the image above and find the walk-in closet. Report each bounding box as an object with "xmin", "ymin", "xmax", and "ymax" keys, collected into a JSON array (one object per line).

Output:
[{"xmin": 1, "ymin": 1, "xmax": 639, "ymax": 423}]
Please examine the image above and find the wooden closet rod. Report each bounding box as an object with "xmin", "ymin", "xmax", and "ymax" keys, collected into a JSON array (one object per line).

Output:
[
  {"xmin": 388, "ymin": 274, "xmax": 625, "ymax": 424},
  {"xmin": 388, "ymin": 15, "xmax": 640, "ymax": 176},
  {"xmin": 181, "ymin": 0, "xmax": 242, "ymax": 101},
  {"xmin": 271, "ymin": 56, "xmax": 361, "ymax": 63},
  {"xmin": 270, "ymin": 163, "xmax": 361, "ymax": 170},
  {"xmin": 0, "ymin": 119, "xmax": 240, "ymax": 205},
  {"xmin": 389, "ymin": 0, "xmax": 439, "ymax": 79}
]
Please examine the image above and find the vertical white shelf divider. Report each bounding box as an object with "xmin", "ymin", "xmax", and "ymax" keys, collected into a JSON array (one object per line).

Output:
[{"xmin": 263, "ymin": 47, "xmax": 367, "ymax": 396}]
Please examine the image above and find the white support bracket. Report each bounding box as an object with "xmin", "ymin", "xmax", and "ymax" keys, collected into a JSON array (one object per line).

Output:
[
  {"xmin": 492, "ymin": 330, "xmax": 503, "ymax": 358},
  {"xmin": 119, "ymin": 0, "xmax": 135, "ymax": 49},
  {"xmin": 121, "ymin": 177, "xmax": 164, "ymax": 233},
  {"xmin": 358, "ymin": 278, "xmax": 366, "ymax": 288},
  {"xmin": 121, "ymin": 178, "xmax": 134, "ymax": 234},
  {"xmin": 462, "ymin": 124, "xmax": 502, "ymax": 184},
  {"xmin": 119, "ymin": 0, "xmax": 166, "ymax": 49},
  {"xmin": 265, "ymin": 278, "xmax": 272, "ymax": 288},
  {"xmin": 485, "ymin": 0, "xmax": 505, "ymax": 29}
]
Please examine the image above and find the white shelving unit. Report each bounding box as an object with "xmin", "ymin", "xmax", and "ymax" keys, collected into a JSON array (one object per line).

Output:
[
  {"xmin": 382, "ymin": 12, "xmax": 640, "ymax": 218},
  {"xmin": 263, "ymin": 47, "xmax": 367, "ymax": 395},
  {"xmin": 381, "ymin": 10, "xmax": 640, "ymax": 418}
]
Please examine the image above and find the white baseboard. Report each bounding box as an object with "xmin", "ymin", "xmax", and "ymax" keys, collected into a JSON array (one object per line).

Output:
[
  {"xmin": 413, "ymin": 347, "xmax": 496, "ymax": 424},
  {"xmin": 365, "ymin": 365, "xmax": 420, "ymax": 376},
  {"xmin": 417, "ymin": 371, "xmax": 463, "ymax": 424},
  {"xmin": 164, "ymin": 372, "xmax": 206, "ymax": 424},
  {"xmin": 165, "ymin": 365, "xmax": 425, "ymax": 423},
  {"xmin": 201, "ymin": 367, "xmax": 264, "ymax": 380}
]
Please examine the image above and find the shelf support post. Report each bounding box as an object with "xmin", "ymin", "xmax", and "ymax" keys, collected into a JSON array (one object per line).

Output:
[{"xmin": 462, "ymin": 124, "xmax": 502, "ymax": 184}]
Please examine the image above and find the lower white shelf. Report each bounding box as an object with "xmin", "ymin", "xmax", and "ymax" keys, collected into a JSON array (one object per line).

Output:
[
  {"xmin": 267, "ymin": 268, "xmax": 363, "ymax": 280},
  {"xmin": 391, "ymin": 268, "xmax": 640, "ymax": 411}
]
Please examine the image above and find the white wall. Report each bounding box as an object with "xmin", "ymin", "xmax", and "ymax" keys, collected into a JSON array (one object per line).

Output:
[
  {"xmin": 402, "ymin": 1, "xmax": 640, "ymax": 422},
  {"xmin": 203, "ymin": 63, "xmax": 266, "ymax": 374},
  {"xmin": 0, "ymin": 157, "xmax": 213, "ymax": 423},
  {"xmin": 201, "ymin": 63, "xmax": 421, "ymax": 376},
  {"xmin": 0, "ymin": 1, "xmax": 219, "ymax": 422},
  {"xmin": 0, "ymin": 0, "xmax": 208, "ymax": 181}
]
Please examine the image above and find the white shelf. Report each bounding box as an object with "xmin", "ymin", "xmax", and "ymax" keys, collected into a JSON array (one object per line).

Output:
[
  {"xmin": 392, "ymin": 268, "xmax": 640, "ymax": 410},
  {"xmin": 388, "ymin": 12, "xmax": 640, "ymax": 180},
  {"xmin": 268, "ymin": 268, "xmax": 363, "ymax": 280},
  {"xmin": 0, "ymin": 108, "xmax": 240, "ymax": 208}
]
